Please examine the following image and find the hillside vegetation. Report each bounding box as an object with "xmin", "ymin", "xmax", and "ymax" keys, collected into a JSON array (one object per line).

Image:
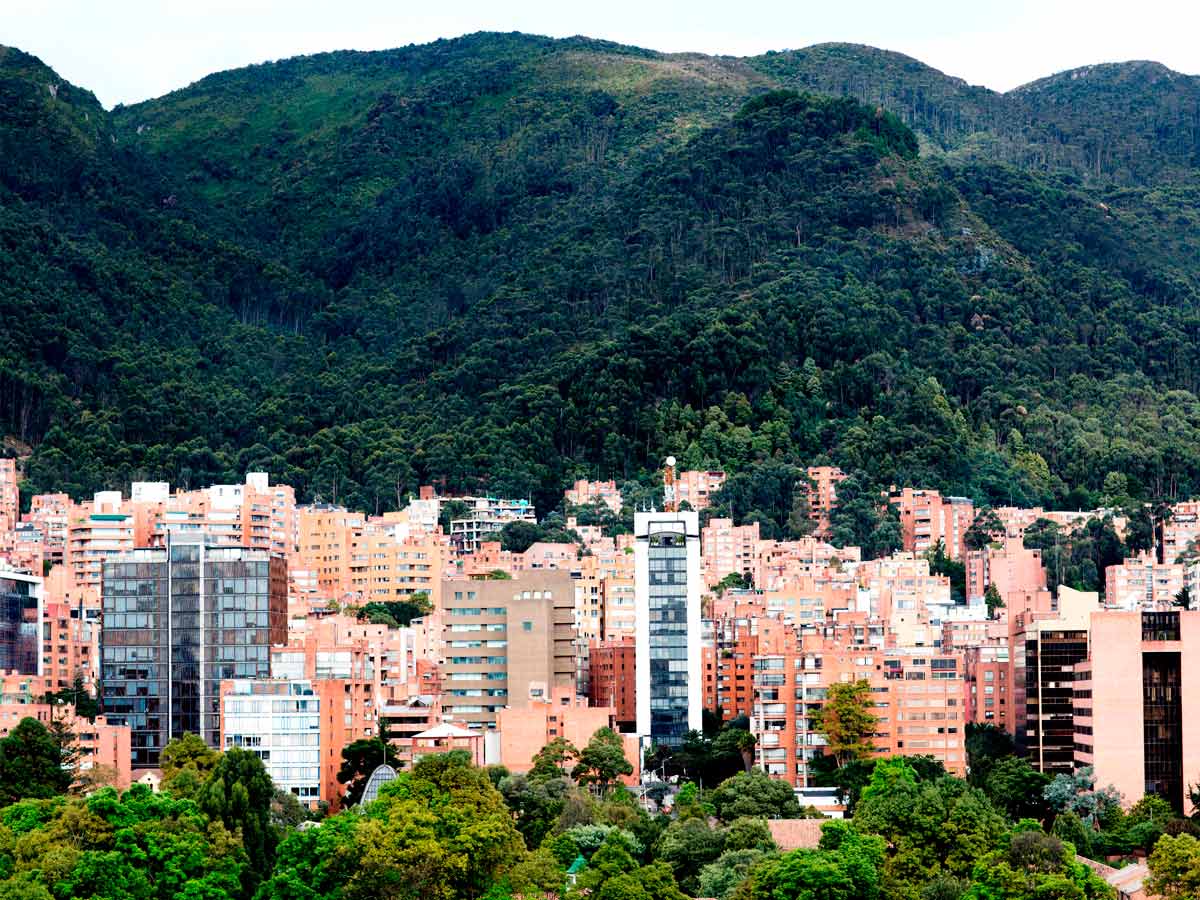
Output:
[{"xmin": 3, "ymin": 32, "xmax": 1200, "ymax": 514}]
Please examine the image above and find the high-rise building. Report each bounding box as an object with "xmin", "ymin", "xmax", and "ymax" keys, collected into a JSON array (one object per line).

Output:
[
  {"xmin": 100, "ymin": 535, "xmax": 286, "ymax": 768},
  {"xmin": 1012, "ymin": 586, "xmax": 1098, "ymax": 773},
  {"xmin": 0, "ymin": 570, "xmax": 42, "ymax": 675},
  {"xmin": 634, "ymin": 510, "xmax": 702, "ymax": 747},
  {"xmin": 440, "ymin": 570, "xmax": 575, "ymax": 731},
  {"xmin": 1075, "ymin": 610, "xmax": 1200, "ymax": 813}
]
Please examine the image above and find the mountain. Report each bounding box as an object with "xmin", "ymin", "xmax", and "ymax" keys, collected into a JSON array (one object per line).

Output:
[{"xmin": 4, "ymin": 32, "xmax": 1200, "ymax": 520}]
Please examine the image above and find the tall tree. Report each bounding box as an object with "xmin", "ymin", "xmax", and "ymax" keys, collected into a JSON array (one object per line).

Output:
[
  {"xmin": 0, "ymin": 718, "xmax": 72, "ymax": 804},
  {"xmin": 196, "ymin": 747, "xmax": 278, "ymax": 896},
  {"xmin": 812, "ymin": 680, "xmax": 878, "ymax": 767}
]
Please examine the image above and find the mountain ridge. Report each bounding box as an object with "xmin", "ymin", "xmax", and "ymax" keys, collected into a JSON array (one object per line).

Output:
[{"xmin": 4, "ymin": 31, "xmax": 1200, "ymax": 520}]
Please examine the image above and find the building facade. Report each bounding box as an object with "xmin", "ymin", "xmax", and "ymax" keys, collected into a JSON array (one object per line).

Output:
[
  {"xmin": 440, "ymin": 571, "xmax": 575, "ymax": 731},
  {"xmin": 634, "ymin": 510, "xmax": 702, "ymax": 747},
  {"xmin": 1075, "ymin": 610, "xmax": 1200, "ymax": 813},
  {"xmin": 221, "ymin": 679, "xmax": 321, "ymax": 804},
  {"xmin": 100, "ymin": 535, "xmax": 286, "ymax": 767}
]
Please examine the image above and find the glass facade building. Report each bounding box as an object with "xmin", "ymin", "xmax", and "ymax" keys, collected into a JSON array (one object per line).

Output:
[
  {"xmin": 635, "ymin": 511, "xmax": 701, "ymax": 748},
  {"xmin": 0, "ymin": 572, "xmax": 41, "ymax": 675},
  {"xmin": 101, "ymin": 535, "xmax": 286, "ymax": 767}
]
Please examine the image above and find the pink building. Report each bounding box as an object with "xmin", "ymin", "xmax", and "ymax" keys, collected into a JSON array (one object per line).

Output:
[
  {"xmin": 1163, "ymin": 500, "xmax": 1200, "ymax": 564},
  {"xmin": 1076, "ymin": 609, "xmax": 1200, "ymax": 813},
  {"xmin": 496, "ymin": 687, "xmax": 638, "ymax": 781},
  {"xmin": 702, "ymin": 518, "xmax": 760, "ymax": 588},
  {"xmin": 890, "ymin": 488, "xmax": 975, "ymax": 561},
  {"xmin": 564, "ymin": 480, "xmax": 622, "ymax": 514},
  {"xmin": 805, "ymin": 466, "xmax": 846, "ymax": 536},
  {"xmin": 24, "ymin": 494, "xmax": 70, "ymax": 567},
  {"xmin": 675, "ymin": 470, "xmax": 726, "ymax": 511},
  {"xmin": 1105, "ymin": 553, "xmax": 1184, "ymax": 610},
  {"xmin": 0, "ymin": 459, "xmax": 17, "ymax": 534},
  {"xmin": 965, "ymin": 534, "xmax": 1047, "ymax": 604}
]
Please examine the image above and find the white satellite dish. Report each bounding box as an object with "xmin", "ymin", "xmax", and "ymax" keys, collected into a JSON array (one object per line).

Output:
[{"xmin": 665, "ymin": 456, "xmax": 676, "ymax": 467}]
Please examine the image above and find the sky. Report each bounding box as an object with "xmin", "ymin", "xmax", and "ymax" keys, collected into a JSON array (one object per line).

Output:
[{"xmin": 5, "ymin": 0, "xmax": 1199, "ymax": 108}]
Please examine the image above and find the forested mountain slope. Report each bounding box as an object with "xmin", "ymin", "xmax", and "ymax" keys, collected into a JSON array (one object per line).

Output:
[{"xmin": 4, "ymin": 32, "xmax": 1200, "ymax": 516}]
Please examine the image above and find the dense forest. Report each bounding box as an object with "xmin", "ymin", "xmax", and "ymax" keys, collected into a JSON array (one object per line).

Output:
[{"xmin": 4, "ymin": 33, "xmax": 1200, "ymax": 515}]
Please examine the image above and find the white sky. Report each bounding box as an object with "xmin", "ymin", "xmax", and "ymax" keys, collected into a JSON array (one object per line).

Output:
[{"xmin": 5, "ymin": 0, "xmax": 1199, "ymax": 108}]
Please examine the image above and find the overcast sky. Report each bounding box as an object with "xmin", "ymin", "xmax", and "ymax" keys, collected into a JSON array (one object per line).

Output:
[{"xmin": 6, "ymin": 0, "xmax": 1199, "ymax": 108}]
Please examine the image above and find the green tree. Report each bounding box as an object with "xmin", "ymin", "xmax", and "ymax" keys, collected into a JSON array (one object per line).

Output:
[
  {"xmin": 338, "ymin": 736, "xmax": 401, "ymax": 806},
  {"xmin": 709, "ymin": 770, "xmax": 804, "ymax": 822},
  {"xmin": 965, "ymin": 828, "xmax": 1113, "ymax": 899},
  {"xmin": 498, "ymin": 772, "xmax": 570, "ymax": 848},
  {"xmin": 812, "ymin": 680, "xmax": 878, "ymax": 767},
  {"xmin": 159, "ymin": 732, "xmax": 221, "ymax": 798},
  {"xmin": 529, "ymin": 736, "xmax": 578, "ymax": 782},
  {"xmin": 196, "ymin": 746, "xmax": 278, "ymax": 896},
  {"xmin": 983, "ymin": 583, "xmax": 1005, "ymax": 619},
  {"xmin": 0, "ymin": 718, "xmax": 72, "ymax": 805},
  {"xmin": 965, "ymin": 723, "xmax": 1016, "ymax": 788},
  {"xmin": 655, "ymin": 816, "xmax": 725, "ymax": 894},
  {"xmin": 1147, "ymin": 832, "xmax": 1200, "ymax": 900},
  {"xmin": 964, "ymin": 508, "xmax": 1005, "ymax": 551},
  {"xmin": 985, "ymin": 756, "xmax": 1052, "ymax": 822},
  {"xmin": 573, "ymin": 728, "xmax": 633, "ymax": 795}
]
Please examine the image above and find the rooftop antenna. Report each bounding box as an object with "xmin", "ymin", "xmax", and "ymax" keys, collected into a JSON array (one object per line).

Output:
[{"xmin": 664, "ymin": 456, "xmax": 677, "ymax": 513}]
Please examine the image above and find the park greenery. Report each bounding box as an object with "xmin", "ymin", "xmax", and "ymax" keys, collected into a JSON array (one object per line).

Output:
[
  {"xmin": 2, "ymin": 709, "xmax": 1200, "ymax": 897},
  {"xmin": 4, "ymin": 35, "xmax": 1200, "ymax": 540}
]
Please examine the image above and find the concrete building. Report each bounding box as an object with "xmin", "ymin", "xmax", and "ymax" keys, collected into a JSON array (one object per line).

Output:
[
  {"xmin": 448, "ymin": 497, "xmax": 536, "ymax": 555},
  {"xmin": 67, "ymin": 492, "xmax": 135, "ymax": 594},
  {"xmin": 24, "ymin": 493, "xmax": 70, "ymax": 568},
  {"xmin": 564, "ymin": 480, "xmax": 622, "ymax": 515},
  {"xmin": 1105, "ymin": 553, "xmax": 1184, "ymax": 610},
  {"xmin": 1012, "ymin": 586, "xmax": 1099, "ymax": 774},
  {"xmin": 750, "ymin": 626, "xmax": 967, "ymax": 785},
  {"xmin": 890, "ymin": 488, "xmax": 975, "ymax": 561},
  {"xmin": 702, "ymin": 518, "xmax": 760, "ymax": 589},
  {"xmin": 100, "ymin": 535, "xmax": 287, "ymax": 767},
  {"xmin": 0, "ymin": 460, "xmax": 17, "ymax": 534},
  {"xmin": 221, "ymin": 679, "xmax": 321, "ymax": 804},
  {"xmin": 805, "ymin": 466, "xmax": 846, "ymax": 536},
  {"xmin": 588, "ymin": 637, "xmax": 635, "ymax": 730},
  {"xmin": 674, "ymin": 470, "xmax": 726, "ymax": 511},
  {"xmin": 1075, "ymin": 609, "xmax": 1200, "ymax": 813},
  {"xmin": 634, "ymin": 510, "xmax": 702, "ymax": 747},
  {"xmin": 440, "ymin": 571, "xmax": 574, "ymax": 731},
  {"xmin": 496, "ymin": 686, "xmax": 638, "ymax": 779}
]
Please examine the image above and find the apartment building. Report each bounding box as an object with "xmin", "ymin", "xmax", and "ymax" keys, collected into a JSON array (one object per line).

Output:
[
  {"xmin": 588, "ymin": 637, "xmax": 635, "ymax": 730},
  {"xmin": 1105, "ymin": 553, "xmax": 1184, "ymax": 610},
  {"xmin": 0, "ymin": 570, "xmax": 41, "ymax": 675},
  {"xmin": 221, "ymin": 679, "xmax": 321, "ymax": 803},
  {"xmin": 1075, "ymin": 609, "xmax": 1200, "ymax": 813},
  {"xmin": 702, "ymin": 518, "xmax": 760, "ymax": 589},
  {"xmin": 674, "ymin": 470, "xmax": 726, "ymax": 511},
  {"xmin": 440, "ymin": 571, "xmax": 575, "ymax": 730},
  {"xmin": 0, "ymin": 460, "xmax": 17, "ymax": 533},
  {"xmin": 750, "ymin": 626, "xmax": 967, "ymax": 785},
  {"xmin": 890, "ymin": 488, "xmax": 975, "ymax": 561},
  {"xmin": 564, "ymin": 479, "xmax": 622, "ymax": 514},
  {"xmin": 805, "ymin": 466, "xmax": 846, "ymax": 536},
  {"xmin": 67, "ymin": 492, "xmax": 135, "ymax": 594}
]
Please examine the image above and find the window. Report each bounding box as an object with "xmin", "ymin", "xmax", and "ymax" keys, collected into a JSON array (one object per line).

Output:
[{"xmin": 522, "ymin": 620, "xmax": 533, "ymax": 632}]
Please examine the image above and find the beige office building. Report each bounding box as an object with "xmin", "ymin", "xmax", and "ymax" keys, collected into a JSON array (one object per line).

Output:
[{"xmin": 441, "ymin": 571, "xmax": 575, "ymax": 730}]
